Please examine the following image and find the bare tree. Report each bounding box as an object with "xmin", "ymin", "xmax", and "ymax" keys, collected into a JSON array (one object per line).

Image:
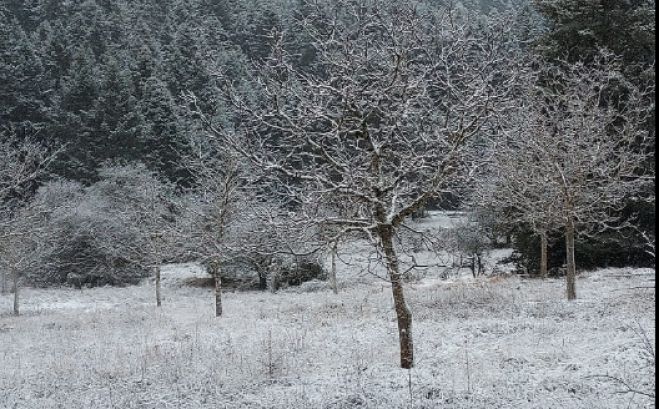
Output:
[
  {"xmin": 0, "ymin": 131, "xmax": 58, "ymax": 304},
  {"xmin": 1, "ymin": 189, "xmax": 57, "ymax": 316},
  {"xmin": 194, "ymin": 1, "xmax": 520, "ymax": 368},
  {"xmin": 450, "ymin": 215, "xmax": 491, "ymax": 278},
  {"xmin": 314, "ymin": 198, "xmax": 365, "ymax": 294},
  {"xmin": 0, "ymin": 198, "xmax": 57, "ymax": 315},
  {"xmin": 180, "ymin": 112, "xmax": 329, "ymax": 314},
  {"xmin": 0, "ymin": 134, "xmax": 56, "ymax": 204},
  {"xmin": 474, "ymin": 121, "xmax": 564, "ymax": 278},
  {"xmin": 489, "ymin": 53, "xmax": 653, "ymax": 299},
  {"xmin": 86, "ymin": 164, "xmax": 179, "ymax": 304},
  {"xmin": 177, "ymin": 136, "xmax": 244, "ymax": 317},
  {"xmin": 179, "ymin": 173, "xmax": 322, "ymax": 312}
]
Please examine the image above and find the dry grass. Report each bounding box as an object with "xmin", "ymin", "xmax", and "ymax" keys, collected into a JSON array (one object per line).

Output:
[{"xmin": 0, "ymin": 266, "xmax": 655, "ymax": 408}]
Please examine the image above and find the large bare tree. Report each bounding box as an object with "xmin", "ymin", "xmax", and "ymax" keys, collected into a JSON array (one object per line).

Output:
[
  {"xmin": 489, "ymin": 54, "xmax": 653, "ymax": 300},
  {"xmin": 194, "ymin": 1, "xmax": 520, "ymax": 368}
]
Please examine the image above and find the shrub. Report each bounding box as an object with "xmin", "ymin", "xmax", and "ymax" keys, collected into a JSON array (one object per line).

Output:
[
  {"xmin": 26, "ymin": 164, "xmax": 174, "ymax": 287},
  {"xmin": 511, "ymin": 223, "xmax": 654, "ymax": 276}
]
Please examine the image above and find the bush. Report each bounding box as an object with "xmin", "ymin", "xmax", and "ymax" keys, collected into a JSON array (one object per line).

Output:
[
  {"xmin": 189, "ymin": 255, "xmax": 327, "ymax": 292},
  {"xmin": 508, "ymin": 227, "xmax": 564, "ymax": 276},
  {"xmin": 276, "ymin": 256, "xmax": 327, "ymax": 288},
  {"xmin": 511, "ymin": 222, "xmax": 654, "ymax": 276},
  {"xmin": 26, "ymin": 164, "xmax": 174, "ymax": 287}
]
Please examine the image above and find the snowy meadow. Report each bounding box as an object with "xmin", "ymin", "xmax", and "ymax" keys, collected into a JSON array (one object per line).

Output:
[
  {"xmin": 1, "ymin": 258, "xmax": 654, "ymax": 409},
  {"xmin": 0, "ymin": 1, "xmax": 655, "ymax": 408}
]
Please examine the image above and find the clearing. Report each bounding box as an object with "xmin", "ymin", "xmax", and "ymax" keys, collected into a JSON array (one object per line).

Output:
[{"xmin": 0, "ymin": 248, "xmax": 655, "ymax": 408}]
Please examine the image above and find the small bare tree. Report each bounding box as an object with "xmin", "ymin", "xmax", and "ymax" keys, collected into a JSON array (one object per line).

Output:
[
  {"xmin": 0, "ymin": 131, "xmax": 58, "ymax": 308},
  {"xmin": 177, "ymin": 135, "xmax": 244, "ymax": 317},
  {"xmin": 0, "ymin": 197, "xmax": 57, "ymax": 315},
  {"xmin": 180, "ymin": 134, "xmax": 324, "ymax": 314},
  {"xmin": 475, "ymin": 125, "xmax": 564, "ymax": 278},
  {"xmin": 86, "ymin": 164, "xmax": 179, "ymax": 305},
  {"xmin": 451, "ymin": 216, "xmax": 491, "ymax": 278},
  {"xmin": 194, "ymin": 1, "xmax": 520, "ymax": 368}
]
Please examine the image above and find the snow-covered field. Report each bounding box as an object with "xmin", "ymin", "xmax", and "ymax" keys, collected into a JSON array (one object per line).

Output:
[{"xmin": 0, "ymin": 256, "xmax": 654, "ymax": 409}]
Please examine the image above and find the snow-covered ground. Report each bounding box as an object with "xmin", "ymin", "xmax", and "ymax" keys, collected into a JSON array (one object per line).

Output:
[{"xmin": 0, "ymin": 254, "xmax": 654, "ymax": 408}]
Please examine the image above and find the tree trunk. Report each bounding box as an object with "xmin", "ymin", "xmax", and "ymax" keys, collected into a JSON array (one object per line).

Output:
[
  {"xmin": 267, "ymin": 270, "xmax": 278, "ymax": 294},
  {"xmin": 380, "ymin": 227, "xmax": 414, "ymax": 369},
  {"xmin": 154, "ymin": 265, "xmax": 162, "ymax": 307},
  {"xmin": 256, "ymin": 258, "xmax": 269, "ymax": 290},
  {"xmin": 215, "ymin": 274, "xmax": 222, "ymax": 317},
  {"xmin": 258, "ymin": 271, "xmax": 268, "ymax": 291},
  {"xmin": 540, "ymin": 231, "xmax": 548, "ymax": 279},
  {"xmin": 565, "ymin": 218, "xmax": 577, "ymax": 300},
  {"xmin": 1, "ymin": 268, "xmax": 6, "ymax": 294},
  {"xmin": 12, "ymin": 268, "xmax": 19, "ymax": 316},
  {"xmin": 209, "ymin": 259, "xmax": 222, "ymax": 317},
  {"xmin": 411, "ymin": 205, "xmax": 426, "ymax": 220},
  {"xmin": 329, "ymin": 243, "xmax": 338, "ymax": 294}
]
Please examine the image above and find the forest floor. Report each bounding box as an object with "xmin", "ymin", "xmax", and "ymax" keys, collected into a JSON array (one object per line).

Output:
[{"xmin": 0, "ymin": 232, "xmax": 655, "ymax": 408}]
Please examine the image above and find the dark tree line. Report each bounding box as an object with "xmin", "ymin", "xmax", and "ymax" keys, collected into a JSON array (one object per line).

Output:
[
  {"xmin": 1, "ymin": 0, "xmax": 654, "ymax": 275},
  {"xmin": 1, "ymin": 0, "xmax": 299, "ymax": 185}
]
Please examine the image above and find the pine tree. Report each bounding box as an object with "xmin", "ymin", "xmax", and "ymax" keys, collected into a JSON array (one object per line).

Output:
[
  {"xmin": 34, "ymin": 20, "xmax": 73, "ymax": 90},
  {"xmin": 162, "ymin": 20, "xmax": 220, "ymax": 115},
  {"xmin": 53, "ymin": 45, "xmax": 102, "ymax": 182},
  {"xmin": 96, "ymin": 52, "xmax": 144, "ymax": 165},
  {"xmin": 0, "ymin": 9, "xmax": 49, "ymax": 133},
  {"xmin": 534, "ymin": 0, "xmax": 655, "ymax": 75},
  {"xmin": 139, "ymin": 75, "xmax": 191, "ymax": 184}
]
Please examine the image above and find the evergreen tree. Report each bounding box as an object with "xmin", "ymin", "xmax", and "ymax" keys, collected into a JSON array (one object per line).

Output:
[
  {"xmin": 0, "ymin": 9, "xmax": 48, "ymax": 133},
  {"xmin": 534, "ymin": 0, "xmax": 655, "ymax": 70},
  {"xmin": 163, "ymin": 20, "xmax": 220, "ymax": 115},
  {"xmin": 139, "ymin": 75, "xmax": 191, "ymax": 184},
  {"xmin": 53, "ymin": 45, "xmax": 102, "ymax": 182},
  {"xmin": 33, "ymin": 20, "xmax": 73, "ymax": 90},
  {"xmin": 95, "ymin": 52, "xmax": 144, "ymax": 165}
]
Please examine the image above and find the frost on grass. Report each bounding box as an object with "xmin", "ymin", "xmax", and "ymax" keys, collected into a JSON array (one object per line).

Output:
[{"xmin": 0, "ymin": 265, "xmax": 654, "ymax": 409}]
